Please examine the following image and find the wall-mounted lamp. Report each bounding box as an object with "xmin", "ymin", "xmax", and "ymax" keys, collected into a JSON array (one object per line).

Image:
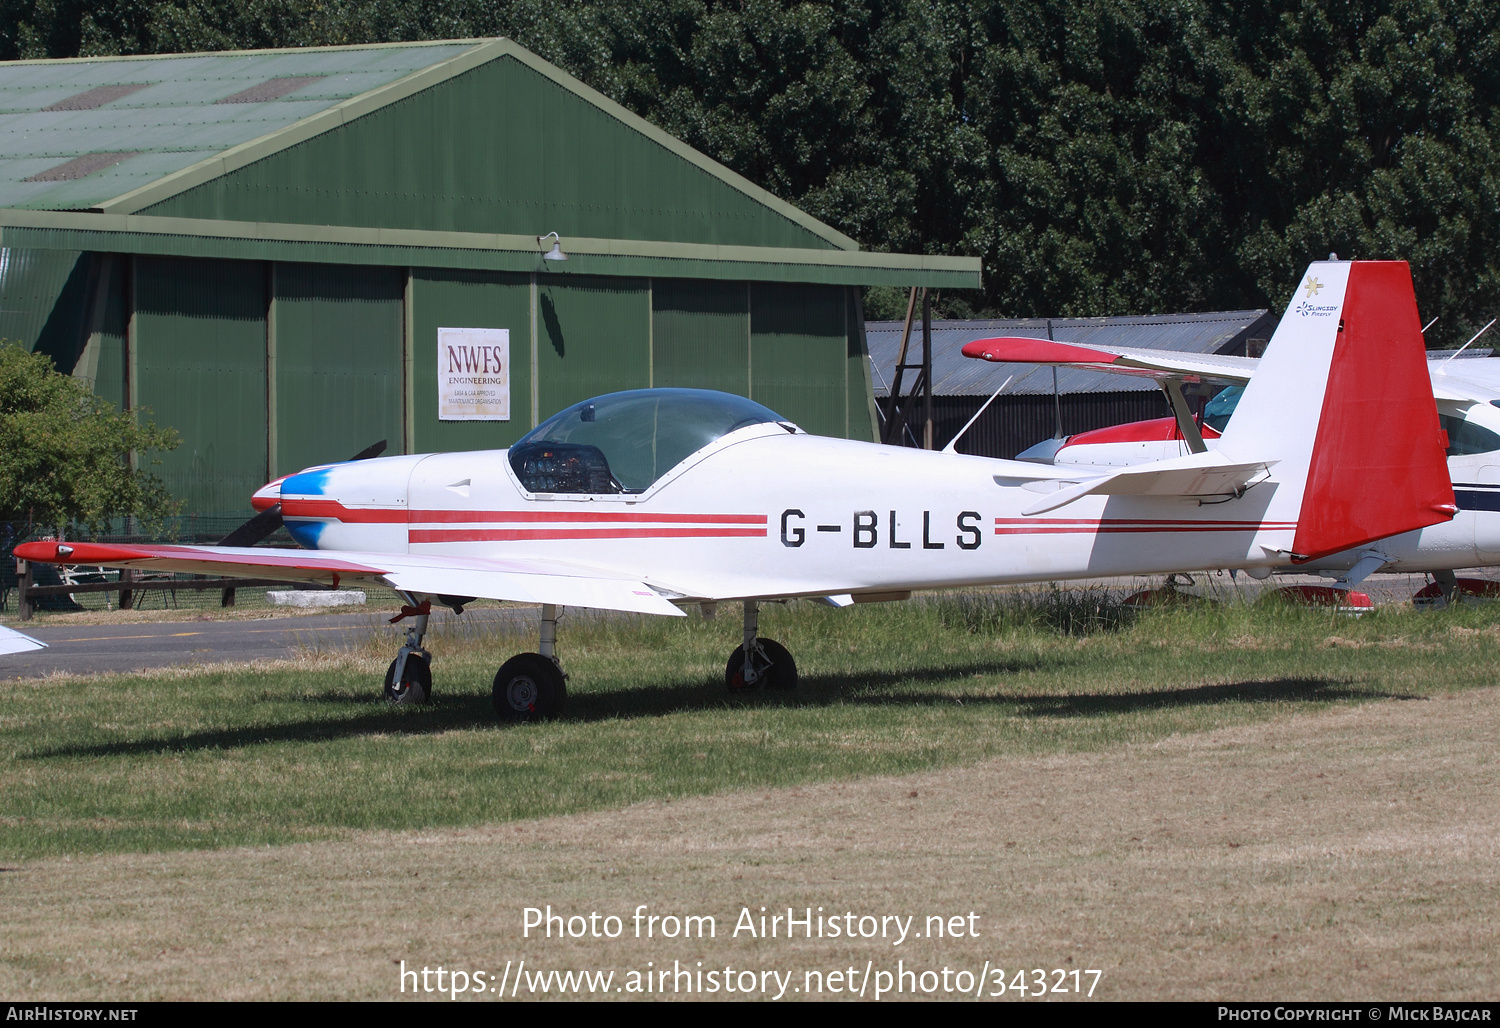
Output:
[{"xmin": 538, "ymin": 231, "xmax": 568, "ymax": 262}]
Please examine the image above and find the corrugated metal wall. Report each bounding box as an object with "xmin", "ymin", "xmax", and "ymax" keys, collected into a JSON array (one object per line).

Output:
[
  {"xmin": 410, "ymin": 267, "xmax": 533, "ymax": 452},
  {"xmin": 140, "ymin": 56, "xmax": 836, "ymax": 250},
  {"xmin": 132, "ymin": 256, "xmax": 268, "ymax": 513},
  {"xmin": 750, "ymin": 282, "xmax": 848, "ymax": 438},
  {"xmin": 20, "ymin": 251, "xmax": 873, "ymax": 517},
  {"xmin": 84, "ymin": 254, "xmax": 127, "ymax": 411},
  {"xmin": 272, "ymin": 263, "xmax": 404, "ymax": 477},
  {"xmin": 845, "ymin": 289, "xmax": 876, "ymax": 441},
  {"xmin": 0, "ymin": 247, "xmax": 91, "ymax": 368},
  {"xmin": 651, "ymin": 279, "xmax": 750, "ymax": 394},
  {"xmin": 535, "ymin": 274, "xmax": 651, "ymax": 418}
]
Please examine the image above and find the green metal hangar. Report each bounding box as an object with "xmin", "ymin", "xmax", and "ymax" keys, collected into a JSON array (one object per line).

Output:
[{"xmin": 0, "ymin": 38, "xmax": 978, "ymax": 522}]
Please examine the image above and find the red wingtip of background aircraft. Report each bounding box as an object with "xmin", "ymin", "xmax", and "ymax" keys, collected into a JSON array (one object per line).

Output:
[{"xmin": 960, "ymin": 337, "xmax": 1122, "ymax": 365}]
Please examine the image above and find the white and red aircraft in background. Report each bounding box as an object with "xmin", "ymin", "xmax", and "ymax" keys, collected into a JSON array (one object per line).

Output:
[
  {"xmin": 962, "ymin": 291, "xmax": 1500, "ymax": 604},
  {"xmin": 18, "ymin": 260, "xmax": 1452, "ymax": 719}
]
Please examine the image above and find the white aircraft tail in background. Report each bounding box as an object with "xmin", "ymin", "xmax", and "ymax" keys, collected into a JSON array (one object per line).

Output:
[{"xmin": 966, "ymin": 259, "xmax": 1456, "ymax": 563}]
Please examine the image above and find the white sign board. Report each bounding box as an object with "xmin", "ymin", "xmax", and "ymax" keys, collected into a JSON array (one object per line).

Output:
[{"xmin": 438, "ymin": 327, "xmax": 510, "ymax": 421}]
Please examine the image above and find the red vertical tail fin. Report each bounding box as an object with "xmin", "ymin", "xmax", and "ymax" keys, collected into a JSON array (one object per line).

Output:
[{"xmin": 1292, "ymin": 261, "xmax": 1454, "ymax": 560}]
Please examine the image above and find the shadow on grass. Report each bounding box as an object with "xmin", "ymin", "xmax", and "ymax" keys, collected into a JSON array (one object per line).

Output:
[{"xmin": 24, "ymin": 658, "xmax": 1406, "ymax": 759}]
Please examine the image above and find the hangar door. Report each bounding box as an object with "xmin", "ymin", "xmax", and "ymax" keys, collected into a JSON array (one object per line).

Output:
[
  {"xmin": 132, "ymin": 257, "xmax": 268, "ymax": 515},
  {"xmin": 273, "ymin": 263, "xmax": 404, "ymax": 477},
  {"xmin": 409, "ymin": 268, "xmax": 532, "ymax": 454}
]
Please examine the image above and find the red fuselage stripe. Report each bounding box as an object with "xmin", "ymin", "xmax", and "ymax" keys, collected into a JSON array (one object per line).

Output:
[
  {"xmin": 279, "ymin": 499, "xmax": 768, "ymax": 526},
  {"xmin": 994, "ymin": 518, "xmax": 1295, "ymax": 527},
  {"xmin": 408, "ymin": 510, "xmax": 768, "ymax": 524},
  {"xmin": 409, "ymin": 527, "xmax": 768, "ymax": 542},
  {"xmin": 994, "ymin": 518, "xmax": 1296, "ymax": 535}
]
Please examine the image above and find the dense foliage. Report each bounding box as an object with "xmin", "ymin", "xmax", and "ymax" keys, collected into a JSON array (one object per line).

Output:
[
  {"xmin": 3, "ymin": 1, "xmax": 1497, "ymax": 338},
  {"xmin": 0, "ymin": 342, "xmax": 179, "ymax": 532}
]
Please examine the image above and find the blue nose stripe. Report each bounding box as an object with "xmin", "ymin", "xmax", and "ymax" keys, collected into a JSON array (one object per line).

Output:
[
  {"xmin": 285, "ymin": 519, "xmax": 326, "ymax": 549},
  {"xmin": 282, "ymin": 467, "xmax": 334, "ymax": 497}
]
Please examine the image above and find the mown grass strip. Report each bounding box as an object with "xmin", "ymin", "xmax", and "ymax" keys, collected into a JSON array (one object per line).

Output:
[{"xmin": 3, "ymin": 591, "xmax": 1495, "ymax": 858}]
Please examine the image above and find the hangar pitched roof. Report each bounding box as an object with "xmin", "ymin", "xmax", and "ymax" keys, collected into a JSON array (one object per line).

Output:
[
  {"xmin": 0, "ymin": 42, "xmax": 476, "ymax": 211},
  {"xmin": 0, "ymin": 39, "xmax": 980, "ymax": 287}
]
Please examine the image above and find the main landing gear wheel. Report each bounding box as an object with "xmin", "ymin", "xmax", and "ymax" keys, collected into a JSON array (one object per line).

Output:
[
  {"xmin": 384, "ymin": 653, "xmax": 432, "ymax": 705},
  {"xmin": 726, "ymin": 638, "xmax": 797, "ymax": 693},
  {"xmin": 493, "ymin": 653, "xmax": 567, "ymax": 721}
]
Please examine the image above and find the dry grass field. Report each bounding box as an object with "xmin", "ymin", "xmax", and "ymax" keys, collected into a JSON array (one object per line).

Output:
[{"xmin": 2, "ymin": 681, "xmax": 1496, "ymax": 1001}]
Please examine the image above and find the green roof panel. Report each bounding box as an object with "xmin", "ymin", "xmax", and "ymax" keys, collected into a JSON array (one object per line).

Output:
[
  {"xmin": 0, "ymin": 39, "xmax": 982, "ymax": 288},
  {"xmin": 0, "ymin": 43, "xmax": 477, "ymax": 210}
]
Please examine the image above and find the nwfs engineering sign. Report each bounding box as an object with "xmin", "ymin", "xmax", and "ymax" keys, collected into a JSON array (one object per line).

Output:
[{"xmin": 439, "ymin": 327, "xmax": 510, "ymax": 421}]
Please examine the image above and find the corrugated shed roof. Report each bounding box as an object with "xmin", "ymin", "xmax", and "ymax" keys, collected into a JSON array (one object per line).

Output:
[
  {"xmin": 0, "ymin": 43, "xmax": 476, "ymax": 210},
  {"xmin": 867, "ymin": 310, "xmax": 1274, "ymax": 398}
]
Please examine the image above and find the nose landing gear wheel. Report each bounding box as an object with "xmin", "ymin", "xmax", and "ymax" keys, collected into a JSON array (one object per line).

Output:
[
  {"xmin": 384, "ymin": 653, "xmax": 433, "ymax": 705},
  {"xmin": 726, "ymin": 638, "xmax": 797, "ymax": 692},
  {"xmin": 493, "ymin": 653, "xmax": 567, "ymax": 721}
]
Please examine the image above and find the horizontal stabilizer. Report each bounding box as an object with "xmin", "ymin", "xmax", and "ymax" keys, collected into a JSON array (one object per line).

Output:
[
  {"xmin": 961, "ymin": 337, "xmax": 1257, "ymax": 384},
  {"xmin": 1021, "ymin": 452, "xmax": 1276, "ymax": 516},
  {"xmin": 12, "ymin": 541, "xmax": 687, "ymax": 617}
]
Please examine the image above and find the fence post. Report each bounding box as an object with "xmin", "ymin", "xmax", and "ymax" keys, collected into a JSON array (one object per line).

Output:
[
  {"xmin": 18, "ymin": 558, "xmax": 33, "ymax": 621},
  {"xmin": 118, "ymin": 567, "xmax": 134, "ymax": 611}
]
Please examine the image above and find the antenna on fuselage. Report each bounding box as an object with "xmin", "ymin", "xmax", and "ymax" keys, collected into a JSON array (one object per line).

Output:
[
  {"xmin": 942, "ymin": 376, "xmax": 1015, "ymax": 454},
  {"xmin": 1444, "ymin": 318, "xmax": 1497, "ymax": 362}
]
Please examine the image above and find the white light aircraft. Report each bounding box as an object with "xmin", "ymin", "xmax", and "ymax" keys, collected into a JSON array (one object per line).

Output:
[
  {"xmin": 18, "ymin": 260, "xmax": 1453, "ymax": 719},
  {"xmin": 961, "ymin": 280, "xmax": 1500, "ymax": 602}
]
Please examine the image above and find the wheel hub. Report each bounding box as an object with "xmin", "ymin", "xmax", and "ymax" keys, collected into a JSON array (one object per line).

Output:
[{"xmin": 507, "ymin": 676, "xmax": 538, "ymax": 711}]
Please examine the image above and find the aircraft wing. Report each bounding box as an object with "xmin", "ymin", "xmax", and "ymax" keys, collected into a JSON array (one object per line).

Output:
[
  {"xmin": 12, "ymin": 542, "xmax": 688, "ymax": 617},
  {"xmin": 1017, "ymin": 452, "xmax": 1278, "ymax": 515},
  {"xmin": 961, "ymin": 337, "xmax": 1258, "ymax": 384},
  {"xmin": 0, "ymin": 624, "xmax": 46, "ymax": 655}
]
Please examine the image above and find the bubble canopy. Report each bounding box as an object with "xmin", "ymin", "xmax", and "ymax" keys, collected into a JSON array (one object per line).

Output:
[{"xmin": 508, "ymin": 388, "xmax": 790, "ymax": 494}]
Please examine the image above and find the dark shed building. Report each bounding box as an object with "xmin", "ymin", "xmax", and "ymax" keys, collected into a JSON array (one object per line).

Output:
[
  {"xmin": 868, "ymin": 310, "xmax": 1277, "ymax": 458},
  {"xmin": 0, "ymin": 38, "xmax": 979, "ymax": 523}
]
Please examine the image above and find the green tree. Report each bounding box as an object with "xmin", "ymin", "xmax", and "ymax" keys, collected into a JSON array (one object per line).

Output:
[
  {"xmin": 0, "ymin": 342, "xmax": 179, "ymax": 534},
  {"xmin": 3, "ymin": 1, "xmax": 1498, "ymax": 338}
]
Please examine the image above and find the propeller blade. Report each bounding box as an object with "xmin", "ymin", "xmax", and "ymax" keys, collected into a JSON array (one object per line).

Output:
[
  {"xmin": 216, "ymin": 503, "xmax": 282, "ymax": 547},
  {"xmin": 349, "ymin": 439, "xmax": 388, "ymax": 462}
]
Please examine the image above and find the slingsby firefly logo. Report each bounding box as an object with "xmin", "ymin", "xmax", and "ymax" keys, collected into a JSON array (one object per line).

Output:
[{"xmin": 1295, "ymin": 278, "xmax": 1338, "ymax": 317}]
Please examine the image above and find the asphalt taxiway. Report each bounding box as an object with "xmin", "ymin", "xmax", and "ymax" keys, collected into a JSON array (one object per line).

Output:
[{"xmin": 0, "ymin": 607, "xmax": 537, "ymax": 679}]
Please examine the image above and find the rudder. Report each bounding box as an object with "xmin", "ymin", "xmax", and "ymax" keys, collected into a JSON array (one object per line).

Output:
[{"xmin": 1218, "ymin": 260, "xmax": 1453, "ymax": 562}]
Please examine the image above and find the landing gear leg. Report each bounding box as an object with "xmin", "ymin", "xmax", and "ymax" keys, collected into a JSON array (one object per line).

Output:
[
  {"xmin": 1433, "ymin": 569, "xmax": 1458, "ymax": 608},
  {"xmin": 493, "ymin": 603, "xmax": 567, "ymax": 721},
  {"xmin": 725, "ymin": 600, "xmax": 798, "ymax": 692},
  {"xmin": 385, "ymin": 594, "xmax": 433, "ymax": 704}
]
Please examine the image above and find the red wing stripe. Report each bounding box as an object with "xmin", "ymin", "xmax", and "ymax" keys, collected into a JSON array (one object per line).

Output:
[
  {"xmin": 410, "ymin": 528, "xmax": 768, "ymax": 543},
  {"xmin": 13, "ymin": 541, "xmax": 386, "ymax": 573}
]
